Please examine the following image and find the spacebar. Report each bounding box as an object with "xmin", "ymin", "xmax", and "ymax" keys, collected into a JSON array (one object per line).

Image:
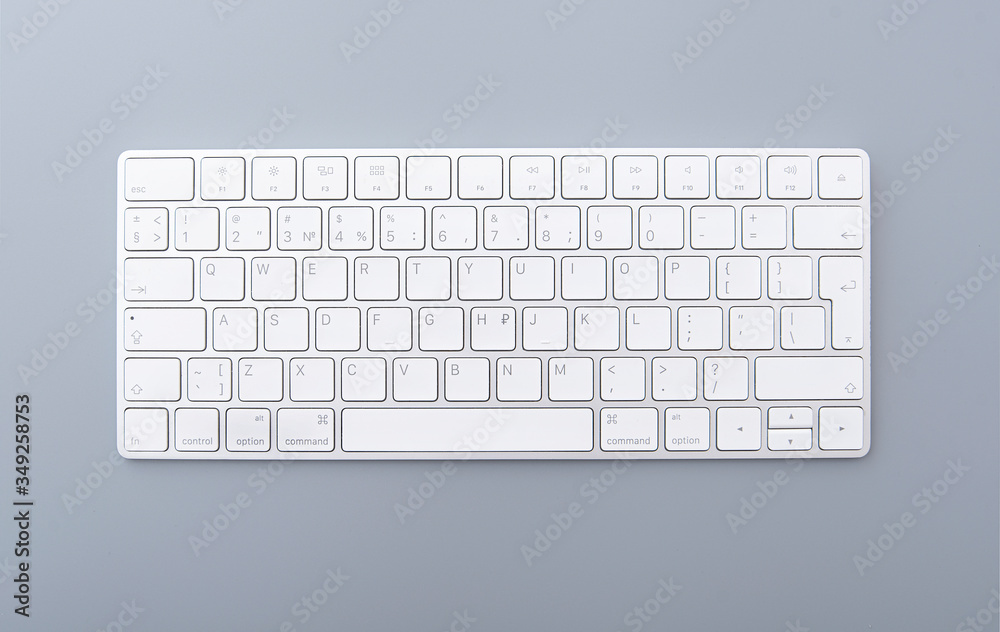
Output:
[{"xmin": 341, "ymin": 408, "xmax": 594, "ymax": 452}]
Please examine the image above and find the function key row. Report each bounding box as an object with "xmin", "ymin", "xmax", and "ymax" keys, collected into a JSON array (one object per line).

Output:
[{"xmin": 123, "ymin": 154, "xmax": 864, "ymax": 203}]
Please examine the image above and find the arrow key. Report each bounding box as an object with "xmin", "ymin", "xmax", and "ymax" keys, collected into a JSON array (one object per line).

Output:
[
  {"xmin": 818, "ymin": 407, "xmax": 864, "ymax": 450},
  {"xmin": 768, "ymin": 428, "xmax": 811, "ymax": 451},
  {"xmin": 717, "ymin": 407, "xmax": 761, "ymax": 451}
]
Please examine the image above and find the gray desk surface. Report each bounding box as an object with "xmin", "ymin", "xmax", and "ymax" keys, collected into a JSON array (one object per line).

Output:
[{"xmin": 2, "ymin": 0, "xmax": 998, "ymax": 629}]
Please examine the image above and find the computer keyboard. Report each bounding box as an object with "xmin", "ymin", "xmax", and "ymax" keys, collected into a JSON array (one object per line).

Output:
[{"xmin": 117, "ymin": 148, "xmax": 870, "ymax": 460}]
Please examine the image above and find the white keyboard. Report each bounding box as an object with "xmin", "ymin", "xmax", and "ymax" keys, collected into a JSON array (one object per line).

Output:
[{"xmin": 117, "ymin": 148, "xmax": 871, "ymax": 460}]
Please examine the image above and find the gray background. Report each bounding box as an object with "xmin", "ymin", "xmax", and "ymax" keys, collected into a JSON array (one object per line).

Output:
[{"xmin": 2, "ymin": 0, "xmax": 998, "ymax": 630}]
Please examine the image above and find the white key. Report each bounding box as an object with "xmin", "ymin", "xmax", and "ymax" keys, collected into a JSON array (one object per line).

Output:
[
  {"xmin": 201, "ymin": 257, "xmax": 244, "ymax": 300},
  {"xmin": 226, "ymin": 409, "xmax": 270, "ymax": 452},
  {"xmin": 819, "ymin": 407, "xmax": 864, "ymax": 450},
  {"xmin": 432, "ymin": 206, "xmax": 477, "ymax": 249},
  {"xmin": 664, "ymin": 256, "xmax": 709, "ymax": 299},
  {"xmin": 329, "ymin": 207, "xmax": 374, "ymax": 250},
  {"xmin": 510, "ymin": 257, "xmax": 555, "ymax": 300},
  {"xmin": 535, "ymin": 206, "xmax": 580, "ymax": 249},
  {"xmin": 729, "ymin": 306, "xmax": 774, "ymax": 350},
  {"xmin": 381, "ymin": 206, "xmax": 425, "ymax": 250},
  {"xmin": 354, "ymin": 257, "xmax": 399, "ymax": 300},
  {"xmin": 819, "ymin": 256, "xmax": 864, "ymax": 349},
  {"xmin": 341, "ymin": 357, "xmax": 387, "ymax": 401},
  {"xmin": 716, "ymin": 408, "xmax": 761, "ymax": 451},
  {"xmin": 612, "ymin": 155, "xmax": 657, "ymax": 199},
  {"xmin": 124, "ymin": 207, "xmax": 168, "ymax": 251},
  {"xmin": 717, "ymin": 256, "xmax": 761, "ymax": 299},
  {"xmin": 174, "ymin": 409, "xmax": 219, "ymax": 452},
  {"xmin": 600, "ymin": 408, "xmax": 657, "ymax": 451},
  {"xmin": 497, "ymin": 358, "xmax": 542, "ymax": 401},
  {"xmin": 768, "ymin": 429, "xmax": 812, "ymax": 451},
  {"xmin": 768, "ymin": 256, "xmax": 812, "ymax": 299},
  {"xmin": 549, "ymin": 358, "xmax": 594, "ymax": 401},
  {"xmin": 613, "ymin": 256, "xmax": 658, "ymax": 299},
  {"xmin": 561, "ymin": 155, "xmax": 606, "ymax": 199},
  {"xmin": 418, "ymin": 307, "xmax": 464, "ymax": 351},
  {"xmin": 226, "ymin": 207, "xmax": 269, "ymax": 250},
  {"xmin": 574, "ymin": 307, "xmax": 619, "ymax": 350},
  {"xmin": 561, "ymin": 256, "xmax": 606, "ymax": 299},
  {"xmin": 664, "ymin": 155, "xmax": 709, "ymax": 199},
  {"xmin": 289, "ymin": 358, "xmax": 335, "ymax": 401},
  {"xmin": 780, "ymin": 306, "xmax": 825, "ymax": 350},
  {"xmin": 303, "ymin": 156, "xmax": 348, "ymax": 200},
  {"xmin": 302, "ymin": 257, "xmax": 348, "ymax": 300},
  {"xmin": 124, "ymin": 358, "xmax": 180, "ymax": 401},
  {"xmin": 793, "ymin": 206, "xmax": 863, "ymax": 249},
  {"xmin": 124, "ymin": 408, "xmax": 168, "ymax": 452},
  {"xmin": 691, "ymin": 206, "xmax": 735, "ymax": 249},
  {"xmin": 767, "ymin": 155, "xmax": 811, "ymax": 199},
  {"xmin": 316, "ymin": 308, "xmax": 361, "ymax": 351},
  {"xmin": 213, "ymin": 307, "xmax": 257, "ymax": 351},
  {"xmin": 393, "ymin": 358, "xmax": 438, "ymax": 402},
  {"xmin": 652, "ymin": 357, "xmax": 697, "ymax": 401},
  {"xmin": 406, "ymin": 156, "xmax": 451, "ymax": 200},
  {"xmin": 818, "ymin": 156, "xmax": 863, "ymax": 200},
  {"xmin": 406, "ymin": 257, "xmax": 450, "ymax": 300},
  {"xmin": 677, "ymin": 306, "xmax": 723, "ymax": 350},
  {"xmin": 716, "ymin": 155, "xmax": 761, "ymax": 199},
  {"xmin": 755, "ymin": 357, "xmax": 863, "ymax": 400},
  {"xmin": 768, "ymin": 407, "xmax": 812, "ymax": 429},
  {"xmin": 124, "ymin": 308, "xmax": 205, "ymax": 351},
  {"xmin": 264, "ymin": 307, "xmax": 309, "ymax": 351},
  {"xmin": 201, "ymin": 157, "xmax": 245, "ymax": 201},
  {"xmin": 277, "ymin": 206, "xmax": 322, "ymax": 250},
  {"xmin": 523, "ymin": 307, "xmax": 568, "ymax": 351},
  {"xmin": 638, "ymin": 205, "xmax": 684, "ymax": 249},
  {"xmin": 587, "ymin": 206, "xmax": 632, "ymax": 249},
  {"xmin": 471, "ymin": 307, "xmax": 515, "ymax": 351},
  {"xmin": 277, "ymin": 409, "xmax": 334, "ymax": 452},
  {"xmin": 341, "ymin": 408, "xmax": 593, "ymax": 452},
  {"xmin": 458, "ymin": 155, "xmax": 502, "ymax": 199},
  {"xmin": 355, "ymin": 156, "xmax": 399, "ymax": 200},
  {"xmin": 175, "ymin": 207, "xmax": 219, "ymax": 251},
  {"xmin": 367, "ymin": 307, "xmax": 412, "ymax": 351},
  {"xmin": 510, "ymin": 155, "xmax": 555, "ymax": 199},
  {"xmin": 458, "ymin": 257, "xmax": 502, "ymax": 300},
  {"xmin": 703, "ymin": 357, "xmax": 749, "ymax": 400},
  {"xmin": 187, "ymin": 358, "xmax": 232, "ymax": 402},
  {"xmin": 484, "ymin": 206, "xmax": 528, "ymax": 249},
  {"xmin": 124, "ymin": 157, "xmax": 194, "ymax": 201},
  {"xmin": 665, "ymin": 408, "xmax": 709, "ymax": 451},
  {"xmin": 600, "ymin": 357, "xmax": 645, "ymax": 401},
  {"xmin": 445, "ymin": 358, "xmax": 490, "ymax": 401},
  {"xmin": 251, "ymin": 257, "xmax": 296, "ymax": 300},
  {"xmin": 626, "ymin": 307, "xmax": 671, "ymax": 350},
  {"xmin": 124, "ymin": 257, "xmax": 193, "ymax": 301},
  {"xmin": 238, "ymin": 358, "xmax": 283, "ymax": 401},
  {"xmin": 742, "ymin": 206, "xmax": 786, "ymax": 249},
  {"xmin": 251, "ymin": 156, "xmax": 296, "ymax": 200}
]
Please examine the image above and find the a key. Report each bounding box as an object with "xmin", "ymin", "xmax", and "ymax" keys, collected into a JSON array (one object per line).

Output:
[
  {"xmin": 367, "ymin": 307, "xmax": 412, "ymax": 351},
  {"xmin": 124, "ymin": 358, "xmax": 180, "ymax": 401},
  {"xmin": 562, "ymin": 155, "xmax": 606, "ymax": 199},
  {"xmin": 277, "ymin": 409, "xmax": 335, "ymax": 452},
  {"xmin": 213, "ymin": 307, "xmax": 257, "ymax": 351},
  {"xmin": 664, "ymin": 155, "xmax": 709, "ymax": 199},
  {"xmin": 767, "ymin": 256, "xmax": 812, "ymax": 299},
  {"xmin": 124, "ymin": 157, "xmax": 194, "ymax": 201},
  {"xmin": 600, "ymin": 357, "xmax": 645, "ymax": 401},
  {"xmin": 174, "ymin": 409, "xmax": 219, "ymax": 451},
  {"xmin": 277, "ymin": 206, "xmax": 322, "ymax": 250},
  {"xmin": 418, "ymin": 307, "xmax": 464, "ymax": 351},
  {"xmin": 457, "ymin": 257, "xmax": 502, "ymax": 300},
  {"xmin": 226, "ymin": 409, "xmax": 270, "ymax": 451},
  {"xmin": 201, "ymin": 156, "xmax": 245, "ymax": 201},
  {"xmin": 458, "ymin": 155, "xmax": 502, "ymax": 199},
  {"xmin": 704, "ymin": 357, "xmax": 749, "ymax": 400},
  {"xmin": 237, "ymin": 358, "xmax": 283, "ymax": 401},
  {"xmin": 432, "ymin": 206, "xmax": 477, "ymax": 250},
  {"xmin": 729, "ymin": 306, "xmax": 774, "ymax": 350},
  {"xmin": 768, "ymin": 407, "xmax": 812, "ymax": 429},
  {"xmin": 780, "ymin": 306, "xmax": 825, "ymax": 350},
  {"xmin": 497, "ymin": 358, "xmax": 542, "ymax": 401},
  {"xmin": 665, "ymin": 256, "xmax": 710, "ymax": 299},
  {"xmin": 124, "ymin": 257, "xmax": 193, "ymax": 301},
  {"xmin": 613, "ymin": 256, "xmax": 658, "ymax": 299},
  {"xmin": 406, "ymin": 156, "xmax": 451, "ymax": 200},
  {"xmin": 510, "ymin": 257, "xmax": 555, "ymax": 300},
  {"xmin": 652, "ymin": 357, "xmax": 697, "ymax": 401},
  {"xmin": 510, "ymin": 156, "xmax": 555, "ymax": 199},
  {"xmin": 625, "ymin": 306, "xmax": 671, "ymax": 350},
  {"xmin": 612, "ymin": 155, "xmax": 657, "ymax": 199},
  {"xmin": 406, "ymin": 257, "xmax": 451, "ymax": 300},
  {"xmin": 316, "ymin": 308, "xmax": 361, "ymax": 351},
  {"xmin": 393, "ymin": 358, "xmax": 438, "ymax": 402},
  {"xmin": 175, "ymin": 207, "xmax": 219, "ymax": 251},
  {"xmin": 251, "ymin": 257, "xmax": 296, "ymax": 300},
  {"xmin": 691, "ymin": 206, "xmax": 736, "ymax": 249},
  {"xmin": 819, "ymin": 256, "xmax": 864, "ymax": 349},
  {"xmin": 716, "ymin": 155, "xmax": 761, "ymax": 199},
  {"xmin": 471, "ymin": 308, "xmax": 515, "ymax": 351},
  {"xmin": 251, "ymin": 156, "xmax": 296, "ymax": 200},
  {"xmin": 548, "ymin": 358, "xmax": 594, "ymax": 401},
  {"xmin": 124, "ymin": 308, "xmax": 205, "ymax": 351},
  {"xmin": 717, "ymin": 256, "xmax": 761, "ymax": 299},
  {"xmin": 341, "ymin": 357, "xmax": 387, "ymax": 401},
  {"xmin": 381, "ymin": 206, "xmax": 425, "ymax": 250},
  {"xmin": 639, "ymin": 205, "xmax": 684, "ymax": 249},
  {"xmin": 187, "ymin": 358, "xmax": 232, "ymax": 402},
  {"xmin": 677, "ymin": 306, "xmax": 722, "ymax": 350},
  {"xmin": 741, "ymin": 206, "xmax": 786, "ymax": 249},
  {"xmin": 303, "ymin": 156, "xmax": 348, "ymax": 200},
  {"xmin": 354, "ymin": 257, "xmax": 399, "ymax": 300},
  {"xmin": 716, "ymin": 408, "xmax": 761, "ymax": 451},
  {"xmin": 574, "ymin": 307, "xmax": 619, "ymax": 350},
  {"xmin": 483, "ymin": 206, "xmax": 528, "ymax": 249},
  {"xmin": 665, "ymin": 408, "xmax": 710, "ymax": 451},
  {"xmin": 755, "ymin": 356, "xmax": 863, "ymax": 400},
  {"xmin": 768, "ymin": 429, "xmax": 811, "ymax": 451},
  {"xmin": 226, "ymin": 206, "xmax": 270, "ymax": 250},
  {"xmin": 289, "ymin": 358, "xmax": 335, "ymax": 402},
  {"xmin": 444, "ymin": 358, "xmax": 490, "ymax": 401},
  {"xmin": 600, "ymin": 408, "xmax": 657, "ymax": 451},
  {"xmin": 523, "ymin": 307, "xmax": 568, "ymax": 351},
  {"xmin": 561, "ymin": 257, "xmax": 606, "ymax": 300},
  {"xmin": 329, "ymin": 207, "xmax": 374, "ymax": 250},
  {"xmin": 793, "ymin": 206, "xmax": 863, "ymax": 249},
  {"xmin": 355, "ymin": 156, "xmax": 399, "ymax": 200},
  {"xmin": 767, "ymin": 156, "xmax": 811, "ymax": 199},
  {"xmin": 263, "ymin": 307, "xmax": 309, "ymax": 351},
  {"xmin": 818, "ymin": 407, "xmax": 864, "ymax": 450},
  {"xmin": 818, "ymin": 156, "xmax": 863, "ymax": 200},
  {"xmin": 124, "ymin": 208, "xmax": 168, "ymax": 251},
  {"xmin": 535, "ymin": 205, "xmax": 580, "ymax": 250},
  {"xmin": 302, "ymin": 257, "xmax": 348, "ymax": 301},
  {"xmin": 587, "ymin": 206, "xmax": 632, "ymax": 249},
  {"xmin": 123, "ymin": 408, "xmax": 168, "ymax": 452}
]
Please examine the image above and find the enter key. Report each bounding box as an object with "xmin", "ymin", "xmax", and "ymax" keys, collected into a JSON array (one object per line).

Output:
[{"xmin": 819, "ymin": 256, "xmax": 864, "ymax": 349}]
